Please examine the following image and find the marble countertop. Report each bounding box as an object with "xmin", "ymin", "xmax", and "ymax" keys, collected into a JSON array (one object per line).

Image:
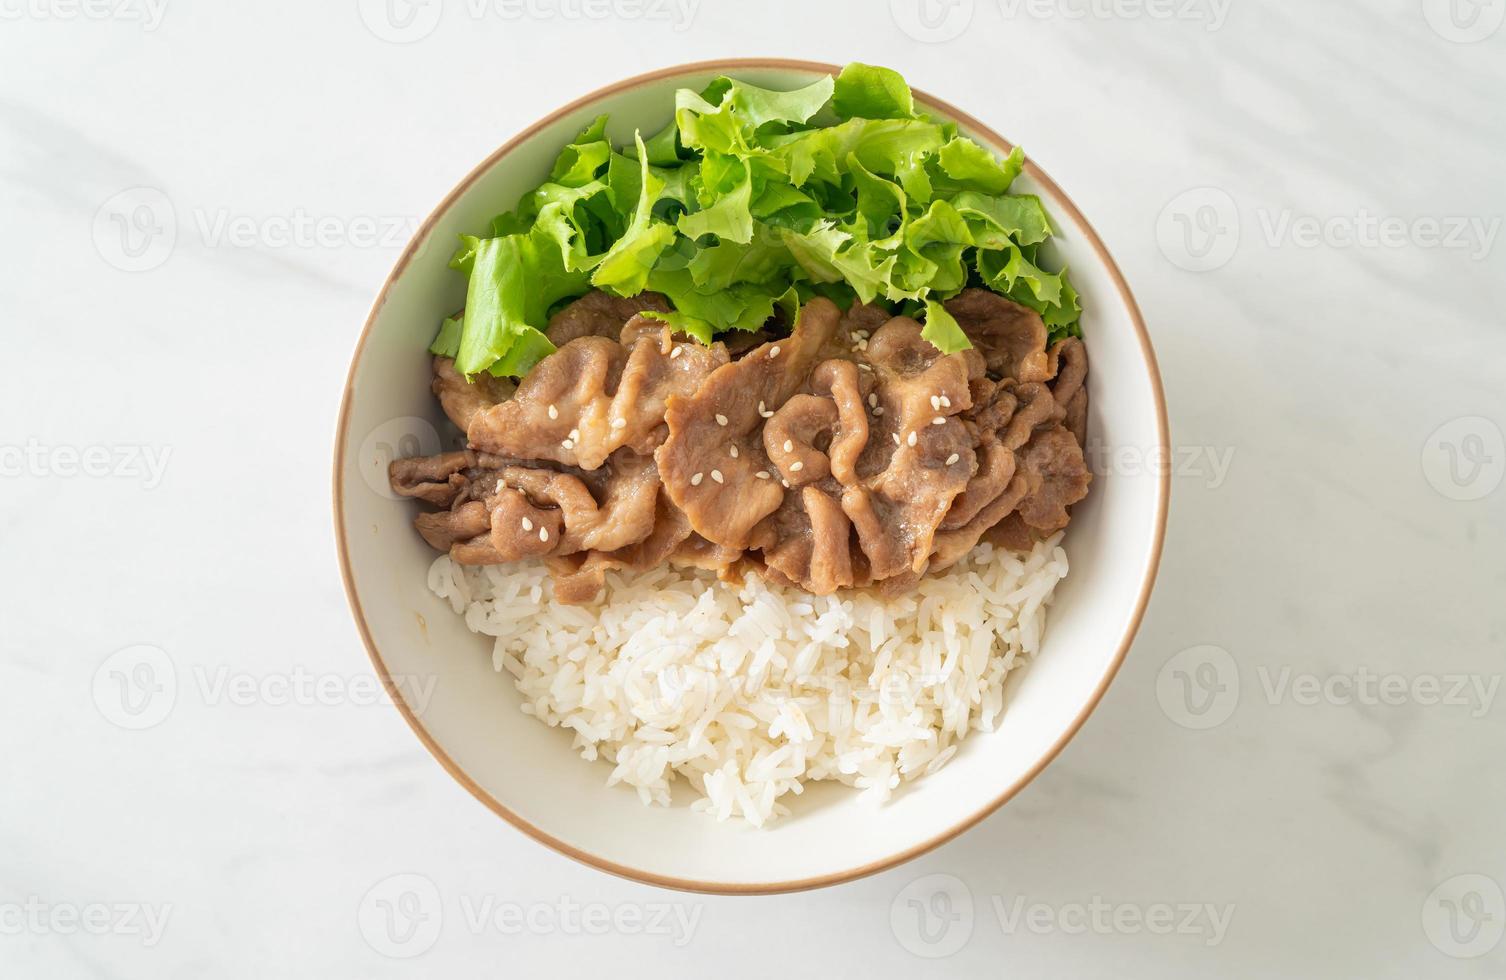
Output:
[{"xmin": 3, "ymin": 1, "xmax": 1503, "ymax": 976}]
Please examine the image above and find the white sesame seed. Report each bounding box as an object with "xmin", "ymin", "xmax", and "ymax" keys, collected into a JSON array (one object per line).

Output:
[
  {"xmin": 892, "ymin": 433, "xmax": 901, "ymax": 446},
  {"xmin": 858, "ymin": 363, "xmax": 873, "ymax": 372},
  {"xmin": 711, "ymin": 469, "xmax": 724, "ymax": 483},
  {"xmin": 670, "ymin": 346, "xmax": 683, "ymax": 359},
  {"xmin": 522, "ymin": 517, "xmax": 533, "ymax": 531},
  {"xmin": 755, "ymin": 471, "xmax": 770, "ymax": 479},
  {"xmin": 907, "ymin": 431, "xmax": 918, "ymax": 446},
  {"xmin": 611, "ymin": 417, "xmax": 626, "ymax": 430},
  {"xmin": 868, "ymin": 393, "xmax": 878, "ymax": 407},
  {"xmin": 782, "ymin": 479, "xmax": 791, "ymax": 488},
  {"xmin": 946, "ymin": 453, "xmax": 960, "ymax": 465},
  {"xmin": 940, "ymin": 395, "xmax": 951, "ymax": 408},
  {"xmin": 561, "ymin": 439, "xmax": 574, "ymax": 450},
  {"xmin": 569, "ymin": 428, "xmax": 579, "ymax": 440},
  {"xmin": 790, "ymin": 461, "xmax": 804, "ymax": 472},
  {"xmin": 783, "ymin": 440, "xmax": 793, "ymax": 453},
  {"xmin": 547, "ymin": 404, "xmax": 558, "ymax": 420},
  {"xmin": 691, "ymin": 472, "xmax": 704, "ymax": 486},
  {"xmin": 930, "ymin": 395, "xmax": 941, "ymax": 410},
  {"xmin": 873, "ymin": 407, "xmax": 884, "ymax": 416},
  {"xmin": 729, "ymin": 445, "xmax": 739, "ymax": 458},
  {"xmin": 932, "ymin": 416, "xmax": 946, "ymax": 426},
  {"xmin": 539, "ymin": 527, "xmax": 549, "ymax": 542},
  {"xmin": 769, "ymin": 345, "xmax": 781, "ymax": 358},
  {"xmin": 715, "ymin": 413, "xmax": 728, "ymax": 426}
]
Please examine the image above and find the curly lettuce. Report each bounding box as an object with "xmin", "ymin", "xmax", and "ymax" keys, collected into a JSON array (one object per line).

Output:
[{"xmin": 442, "ymin": 62, "xmax": 1081, "ymax": 377}]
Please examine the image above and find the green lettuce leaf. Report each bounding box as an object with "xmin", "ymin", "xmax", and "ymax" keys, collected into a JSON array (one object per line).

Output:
[
  {"xmin": 832, "ymin": 63, "xmax": 917, "ymax": 120},
  {"xmin": 441, "ymin": 63, "xmax": 1082, "ymax": 377}
]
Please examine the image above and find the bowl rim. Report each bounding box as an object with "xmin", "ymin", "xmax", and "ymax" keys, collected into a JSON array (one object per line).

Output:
[{"xmin": 332, "ymin": 57, "xmax": 1170, "ymax": 896}]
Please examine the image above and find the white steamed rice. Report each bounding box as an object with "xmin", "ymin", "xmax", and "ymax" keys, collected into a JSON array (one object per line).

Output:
[{"xmin": 427, "ymin": 534, "xmax": 1068, "ymax": 827}]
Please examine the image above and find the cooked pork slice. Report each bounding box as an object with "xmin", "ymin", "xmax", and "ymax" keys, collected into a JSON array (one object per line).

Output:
[
  {"xmin": 757, "ymin": 485, "xmax": 855, "ymax": 595},
  {"xmin": 468, "ymin": 335, "xmax": 723, "ymax": 470},
  {"xmin": 841, "ymin": 316, "xmax": 977, "ymax": 577},
  {"xmin": 432, "ymin": 357, "xmax": 515, "ymax": 432},
  {"xmin": 930, "ymin": 472, "xmax": 1032, "ymax": 571},
  {"xmin": 944, "ymin": 288, "xmax": 1050, "ymax": 382},
  {"xmin": 544, "ymin": 290, "xmax": 670, "ymax": 346},
  {"xmin": 390, "ymin": 450, "xmax": 507, "ymax": 507},
  {"xmin": 1013, "ymin": 425, "xmax": 1092, "ymax": 533},
  {"xmin": 656, "ymin": 298, "xmax": 845, "ymax": 549}
]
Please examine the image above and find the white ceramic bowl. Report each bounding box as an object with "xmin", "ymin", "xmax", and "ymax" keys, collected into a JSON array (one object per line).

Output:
[{"xmin": 334, "ymin": 59, "xmax": 1168, "ymax": 894}]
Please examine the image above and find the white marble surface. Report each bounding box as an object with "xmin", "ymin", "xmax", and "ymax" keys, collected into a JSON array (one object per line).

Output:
[{"xmin": 3, "ymin": 1, "xmax": 1504, "ymax": 976}]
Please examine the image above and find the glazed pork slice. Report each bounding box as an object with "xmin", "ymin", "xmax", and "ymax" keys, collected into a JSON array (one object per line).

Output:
[
  {"xmin": 945, "ymin": 287, "xmax": 1051, "ymax": 382},
  {"xmin": 655, "ymin": 297, "xmax": 848, "ymax": 552},
  {"xmin": 466, "ymin": 334, "xmax": 727, "ymax": 470},
  {"xmin": 431, "ymin": 357, "xmax": 514, "ymax": 432},
  {"xmin": 543, "ymin": 290, "xmax": 670, "ymax": 346}
]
